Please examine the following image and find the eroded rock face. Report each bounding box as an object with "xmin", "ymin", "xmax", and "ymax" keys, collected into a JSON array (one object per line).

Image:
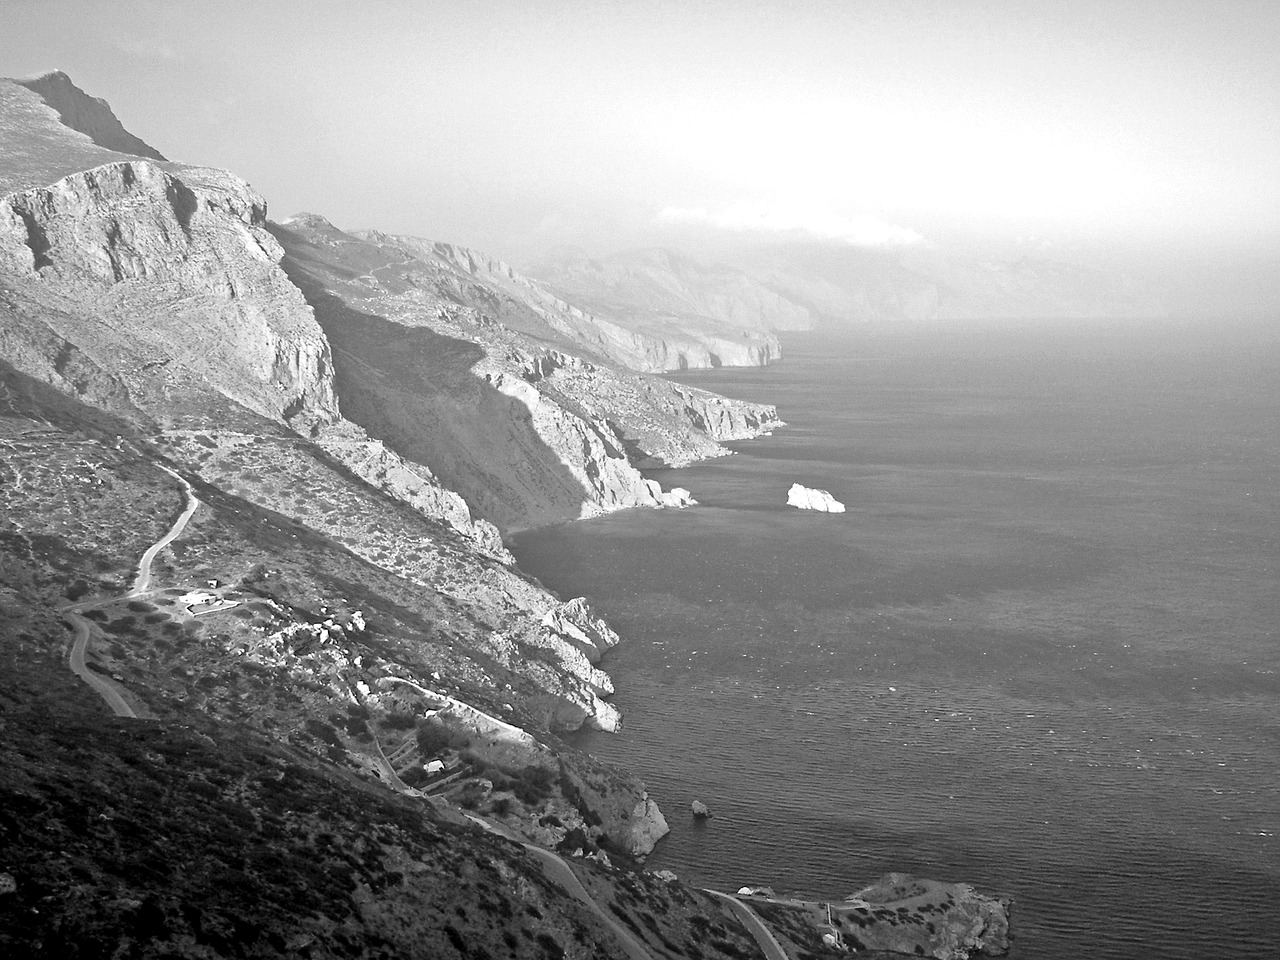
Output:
[
  {"xmin": 0, "ymin": 159, "xmax": 337, "ymax": 429},
  {"xmin": 272, "ymin": 216, "xmax": 782, "ymax": 532},
  {"xmin": 627, "ymin": 794, "xmax": 672, "ymax": 856}
]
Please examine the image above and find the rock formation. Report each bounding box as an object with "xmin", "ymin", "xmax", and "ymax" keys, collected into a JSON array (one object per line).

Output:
[
  {"xmin": 0, "ymin": 157, "xmax": 338, "ymax": 430},
  {"xmin": 787, "ymin": 482, "xmax": 846, "ymax": 513},
  {"xmin": 271, "ymin": 213, "xmax": 781, "ymax": 532}
]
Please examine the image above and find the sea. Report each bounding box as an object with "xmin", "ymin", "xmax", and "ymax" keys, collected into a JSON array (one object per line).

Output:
[{"xmin": 511, "ymin": 318, "xmax": 1280, "ymax": 960}]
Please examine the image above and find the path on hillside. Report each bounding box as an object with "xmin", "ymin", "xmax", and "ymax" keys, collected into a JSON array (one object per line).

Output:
[
  {"xmin": 64, "ymin": 464, "xmax": 199, "ymax": 718},
  {"xmin": 129, "ymin": 466, "xmax": 198, "ymax": 596},
  {"xmin": 463, "ymin": 813, "xmax": 655, "ymax": 960},
  {"xmin": 706, "ymin": 890, "xmax": 790, "ymax": 960}
]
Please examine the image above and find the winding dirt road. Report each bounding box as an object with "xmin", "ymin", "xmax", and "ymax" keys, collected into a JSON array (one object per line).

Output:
[{"xmin": 63, "ymin": 464, "xmax": 199, "ymax": 718}]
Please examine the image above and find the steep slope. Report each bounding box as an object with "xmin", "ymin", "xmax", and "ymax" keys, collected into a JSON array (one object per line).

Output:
[
  {"xmin": 273, "ymin": 215, "xmax": 781, "ymax": 532},
  {"xmin": 0, "ymin": 74, "xmax": 145, "ymax": 196},
  {"xmin": 17, "ymin": 69, "xmax": 167, "ymax": 161},
  {"xmin": 0, "ymin": 159, "xmax": 337, "ymax": 428}
]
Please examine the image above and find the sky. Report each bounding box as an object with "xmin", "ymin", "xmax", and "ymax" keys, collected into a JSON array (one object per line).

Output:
[{"xmin": 4, "ymin": 0, "xmax": 1279, "ymax": 307}]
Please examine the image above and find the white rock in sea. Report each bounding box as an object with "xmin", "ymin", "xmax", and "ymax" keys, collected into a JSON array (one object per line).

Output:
[
  {"xmin": 787, "ymin": 482, "xmax": 845, "ymax": 513},
  {"xmin": 660, "ymin": 486, "xmax": 697, "ymax": 508}
]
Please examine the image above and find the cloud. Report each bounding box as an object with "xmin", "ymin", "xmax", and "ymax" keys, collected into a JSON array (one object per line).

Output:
[{"xmin": 659, "ymin": 202, "xmax": 924, "ymax": 246}]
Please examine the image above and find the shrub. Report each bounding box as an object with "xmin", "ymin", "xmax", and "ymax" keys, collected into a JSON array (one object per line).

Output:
[
  {"xmin": 415, "ymin": 719, "xmax": 467, "ymax": 756},
  {"xmin": 378, "ymin": 711, "xmax": 417, "ymax": 731}
]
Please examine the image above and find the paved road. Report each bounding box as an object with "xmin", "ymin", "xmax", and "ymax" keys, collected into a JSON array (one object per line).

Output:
[
  {"xmin": 463, "ymin": 813, "xmax": 655, "ymax": 960},
  {"xmin": 706, "ymin": 890, "xmax": 791, "ymax": 960},
  {"xmin": 63, "ymin": 464, "xmax": 199, "ymax": 718}
]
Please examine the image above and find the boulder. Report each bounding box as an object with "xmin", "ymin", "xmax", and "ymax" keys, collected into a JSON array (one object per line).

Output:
[
  {"xmin": 691, "ymin": 800, "xmax": 712, "ymax": 819},
  {"xmin": 787, "ymin": 482, "xmax": 845, "ymax": 513}
]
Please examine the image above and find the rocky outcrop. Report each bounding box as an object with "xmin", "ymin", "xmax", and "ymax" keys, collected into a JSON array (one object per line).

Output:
[
  {"xmin": 0, "ymin": 159, "xmax": 337, "ymax": 429},
  {"xmin": 787, "ymin": 482, "xmax": 845, "ymax": 513},
  {"xmin": 626, "ymin": 794, "xmax": 672, "ymax": 856},
  {"xmin": 559, "ymin": 758, "xmax": 671, "ymax": 857},
  {"xmin": 677, "ymin": 383, "xmax": 781, "ymax": 442}
]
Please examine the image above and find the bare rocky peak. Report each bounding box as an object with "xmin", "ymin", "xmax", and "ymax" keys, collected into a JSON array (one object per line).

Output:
[{"xmin": 16, "ymin": 70, "xmax": 166, "ymax": 162}]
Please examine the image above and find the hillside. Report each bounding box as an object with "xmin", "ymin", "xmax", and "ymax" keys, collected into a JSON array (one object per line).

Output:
[
  {"xmin": 531, "ymin": 242, "xmax": 1164, "ymax": 331},
  {"xmin": 273, "ymin": 214, "xmax": 780, "ymax": 531},
  {"xmin": 0, "ymin": 74, "xmax": 1011, "ymax": 959}
]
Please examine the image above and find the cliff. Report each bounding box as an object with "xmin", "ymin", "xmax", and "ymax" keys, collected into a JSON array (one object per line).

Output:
[
  {"xmin": 374, "ymin": 232, "xmax": 783, "ymax": 372},
  {"xmin": 0, "ymin": 159, "xmax": 337, "ymax": 429},
  {"xmin": 273, "ymin": 214, "xmax": 782, "ymax": 532}
]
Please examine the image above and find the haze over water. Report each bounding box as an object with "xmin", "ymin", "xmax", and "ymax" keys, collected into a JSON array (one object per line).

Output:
[{"xmin": 513, "ymin": 320, "xmax": 1280, "ymax": 960}]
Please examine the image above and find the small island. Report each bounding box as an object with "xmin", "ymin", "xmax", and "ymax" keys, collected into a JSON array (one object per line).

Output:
[{"xmin": 787, "ymin": 482, "xmax": 846, "ymax": 513}]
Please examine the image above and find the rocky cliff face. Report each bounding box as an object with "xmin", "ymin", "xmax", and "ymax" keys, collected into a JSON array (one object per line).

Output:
[
  {"xmin": 273, "ymin": 215, "xmax": 782, "ymax": 532},
  {"xmin": 360, "ymin": 232, "xmax": 782, "ymax": 372},
  {"xmin": 0, "ymin": 158, "xmax": 337, "ymax": 429}
]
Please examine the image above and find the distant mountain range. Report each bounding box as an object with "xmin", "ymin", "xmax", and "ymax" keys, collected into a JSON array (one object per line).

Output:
[{"xmin": 530, "ymin": 239, "xmax": 1165, "ymax": 334}]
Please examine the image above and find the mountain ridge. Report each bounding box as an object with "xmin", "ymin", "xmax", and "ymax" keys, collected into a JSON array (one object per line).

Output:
[{"xmin": 530, "ymin": 241, "xmax": 1166, "ymax": 331}]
